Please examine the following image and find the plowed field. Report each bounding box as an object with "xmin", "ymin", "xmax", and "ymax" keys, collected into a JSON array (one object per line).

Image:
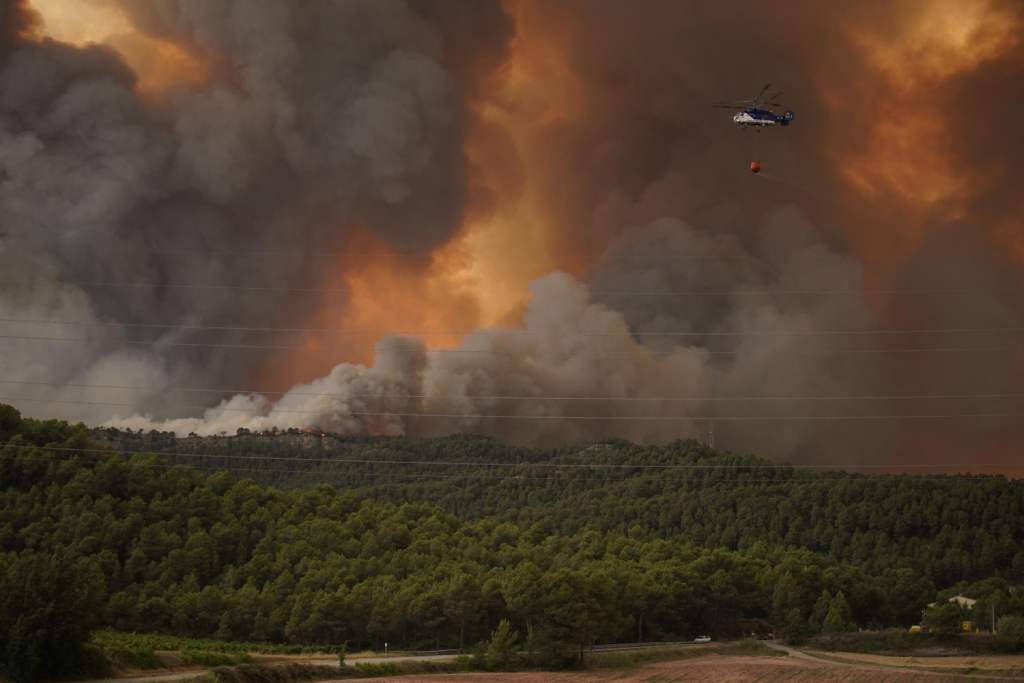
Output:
[{"xmin": 336, "ymin": 650, "xmax": 1019, "ymax": 682}]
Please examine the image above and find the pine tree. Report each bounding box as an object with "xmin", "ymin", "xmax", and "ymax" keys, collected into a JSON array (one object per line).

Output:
[
  {"xmin": 485, "ymin": 619, "xmax": 520, "ymax": 670},
  {"xmin": 809, "ymin": 589, "xmax": 832, "ymax": 633},
  {"xmin": 823, "ymin": 591, "xmax": 855, "ymax": 634}
]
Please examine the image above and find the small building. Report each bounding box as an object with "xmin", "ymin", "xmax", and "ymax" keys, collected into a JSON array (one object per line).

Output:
[
  {"xmin": 926, "ymin": 595, "xmax": 977, "ymax": 610},
  {"xmin": 949, "ymin": 595, "xmax": 977, "ymax": 610}
]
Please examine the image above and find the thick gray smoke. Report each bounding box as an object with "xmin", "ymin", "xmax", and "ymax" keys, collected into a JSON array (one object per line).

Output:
[
  {"xmin": 0, "ymin": 0, "xmax": 512, "ymax": 422},
  {"xmin": 3, "ymin": 0, "xmax": 1023, "ymax": 469},
  {"xmin": 110, "ymin": 212, "xmax": 888, "ymax": 464}
]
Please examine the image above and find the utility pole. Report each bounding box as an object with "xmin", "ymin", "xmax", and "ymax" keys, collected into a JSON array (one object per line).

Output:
[
  {"xmin": 707, "ymin": 421, "xmax": 715, "ymax": 449},
  {"xmin": 992, "ymin": 602, "xmax": 996, "ymax": 634}
]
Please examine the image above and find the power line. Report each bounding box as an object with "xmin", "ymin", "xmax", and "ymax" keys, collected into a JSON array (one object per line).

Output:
[
  {"xmin": 3, "ymin": 317, "xmax": 1023, "ymax": 338},
  {"xmin": 0, "ymin": 334, "xmax": 1017, "ymax": 356},
  {"xmin": 7, "ymin": 447, "xmax": 1017, "ymax": 486},
  {"xmin": 5, "ymin": 450, "xmax": 597, "ymax": 482},
  {"xmin": 11, "ymin": 451, "xmax": 1006, "ymax": 483},
  {"xmin": 0, "ymin": 280, "xmax": 1012, "ymax": 297},
  {"xmin": 591, "ymin": 288, "xmax": 1014, "ymax": 297},
  {"xmin": 4, "ymin": 379, "xmax": 1024, "ymax": 403},
  {"xmin": 0, "ymin": 240, "xmax": 775, "ymax": 263},
  {"xmin": 0, "ymin": 334, "xmax": 306, "ymax": 351},
  {"xmin": 18, "ymin": 445, "xmax": 1020, "ymax": 472},
  {"xmin": 2, "ymin": 395, "xmax": 1022, "ymax": 421},
  {"xmin": 0, "ymin": 280, "xmax": 348, "ymax": 295},
  {"xmin": 0, "ymin": 237, "xmax": 336, "ymax": 256},
  {"xmin": 6, "ymin": 451, "xmax": 1015, "ymax": 487}
]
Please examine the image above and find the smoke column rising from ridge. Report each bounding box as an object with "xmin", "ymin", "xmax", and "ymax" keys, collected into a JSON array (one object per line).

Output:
[
  {"xmin": 0, "ymin": 0, "xmax": 514, "ymax": 414},
  {"xmin": 2, "ymin": 0, "xmax": 1023, "ymax": 470}
]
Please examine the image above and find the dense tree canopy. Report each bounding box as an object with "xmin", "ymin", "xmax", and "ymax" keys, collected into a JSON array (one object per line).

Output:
[
  {"xmin": 3, "ymin": 406, "xmax": 1024, "ymax": 678},
  {"xmin": 92, "ymin": 426, "xmax": 1024, "ymax": 589}
]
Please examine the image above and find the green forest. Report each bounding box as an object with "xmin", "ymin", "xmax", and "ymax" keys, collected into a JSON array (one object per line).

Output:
[{"xmin": 3, "ymin": 404, "xmax": 1024, "ymax": 681}]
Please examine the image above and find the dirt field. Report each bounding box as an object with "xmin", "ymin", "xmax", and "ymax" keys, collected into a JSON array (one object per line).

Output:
[
  {"xmin": 806, "ymin": 649, "xmax": 1024, "ymax": 673},
  {"xmin": 334, "ymin": 651, "xmax": 1023, "ymax": 682}
]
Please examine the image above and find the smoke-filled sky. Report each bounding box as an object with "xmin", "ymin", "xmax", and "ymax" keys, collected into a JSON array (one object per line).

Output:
[{"xmin": 1, "ymin": 0, "xmax": 1022, "ymax": 470}]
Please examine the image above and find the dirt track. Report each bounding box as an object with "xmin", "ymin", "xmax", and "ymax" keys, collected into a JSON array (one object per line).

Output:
[
  {"xmin": 91, "ymin": 645, "xmax": 1024, "ymax": 683},
  {"xmin": 804, "ymin": 649, "xmax": 1024, "ymax": 673},
  {"xmin": 335, "ymin": 651, "xmax": 1022, "ymax": 682},
  {"xmin": 91, "ymin": 654, "xmax": 456, "ymax": 683}
]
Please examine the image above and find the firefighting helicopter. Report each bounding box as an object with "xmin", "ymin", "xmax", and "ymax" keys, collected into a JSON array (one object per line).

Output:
[
  {"xmin": 713, "ymin": 83, "xmax": 794, "ymax": 129},
  {"xmin": 714, "ymin": 83, "xmax": 794, "ymax": 173}
]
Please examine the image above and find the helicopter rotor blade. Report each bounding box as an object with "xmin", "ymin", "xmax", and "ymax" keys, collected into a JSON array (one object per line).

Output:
[{"xmin": 754, "ymin": 83, "xmax": 772, "ymax": 103}]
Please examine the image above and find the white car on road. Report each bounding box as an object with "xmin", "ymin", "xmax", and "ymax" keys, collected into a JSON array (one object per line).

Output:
[{"xmin": 693, "ymin": 635, "xmax": 712, "ymax": 643}]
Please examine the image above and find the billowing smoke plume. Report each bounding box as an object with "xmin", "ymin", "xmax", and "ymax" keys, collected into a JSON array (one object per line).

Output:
[
  {"xmin": 493, "ymin": 0, "xmax": 1024, "ymax": 466},
  {"xmin": 0, "ymin": 0, "xmax": 512, "ymax": 418},
  {"xmin": 3, "ymin": 0, "xmax": 1024, "ymax": 469},
  {"xmin": 110, "ymin": 215, "xmax": 884, "ymax": 466}
]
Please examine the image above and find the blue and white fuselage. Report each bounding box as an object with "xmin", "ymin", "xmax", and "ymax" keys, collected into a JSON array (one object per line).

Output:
[{"xmin": 732, "ymin": 107, "xmax": 795, "ymax": 127}]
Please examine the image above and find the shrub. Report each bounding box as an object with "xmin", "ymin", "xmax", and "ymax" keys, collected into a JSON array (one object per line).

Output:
[
  {"xmin": 783, "ymin": 608, "xmax": 810, "ymax": 645},
  {"xmin": 103, "ymin": 645, "xmax": 163, "ymax": 669},
  {"xmin": 209, "ymin": 663, "xmax": 338, "ymax": 683},
  {"xmin": 184, "ymin": 651, "xmax": 245, "ymax": 666},
  {"xmin": 922, "ymin": 604, "xmax": 962, "ymax": 636},
  {"xmin": 354, "ymin": 662, "xmax": 400, "ymax": 675},
  {"xmin": 998, "ymin": 615, "xmax": 1024, "ymax": 642}
]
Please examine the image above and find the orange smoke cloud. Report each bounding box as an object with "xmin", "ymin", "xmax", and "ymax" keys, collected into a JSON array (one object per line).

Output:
[
  {"xmin": 29, "ymin": 0, "xmax": 208, "ymax": 97},
  {"xmin": 259, "ymin": 231, "xmax": 484, "ymax": 390},
  {"xmin": 893, "ymin": 430, "xmax": 1024, "ymax": 479},
  {"xmin": 271, "ymin": 1, "xmax": 590, "ymax": 383},
  {"xmin": 27, "ymin": 0, "xmax": 542, "ymax": 385},
  {"xmin": 453, "ymin": 0, "xmax": 592, "ymax": 322},
  {"xmin": 995, "ymin": 218, "xmax": 1024, "ymax": 265},
  {"xmin": 835, "ymin": 0, "xmax": 1020, "ymax": 270}
]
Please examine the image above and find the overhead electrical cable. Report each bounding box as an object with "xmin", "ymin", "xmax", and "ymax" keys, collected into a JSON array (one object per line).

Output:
[
  {"xmin": 0, "ymin": 240, "xmax": 774, "ymax": 263},
  {"xmin": 11, "ymin": 455, "xmax": 1007, "ymax": 484},
  {"xmin": 2, "ymin": 317, "xmax": 1023, "ymax": 338},
  {"xmin": 17, "ymin": 445, "xmax": 1022, "ymax": 472},
  {"xmin": 1, "ymin": 395, "xmax": 1022, "ymax": 421},
  {"xmin": 0, "ymin": 280, "xmax": 1011, "ymax": 297},
  {"xmin": 3, "ymin": 379, "xmax": 1024, "ymax": 403},
  {"xmin": 5, "ymin": 448, "xmax": 1015, "ymax": 484},
  {"xmin": 0, "ymin": 334, "xmax": 1016, "ymax": 356}
]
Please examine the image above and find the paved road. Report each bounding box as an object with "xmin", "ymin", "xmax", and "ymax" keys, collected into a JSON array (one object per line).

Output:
[
  {"xmin": 89, "ymin": 642, "xmax": 719, "ymax": 683},
  {"xmin": 98, "ymin": 643, "xmax": 1024, "ymax": 683},
  {"xmin": 588, "ymin": 641, "xmax": 700, "ymax": 652},
  {"xmin": 339, "ymin": 653, "xmax": 458, "ymax": 666},
  {"xmin": 92, "ymin": 670, "xmax": 212, "ymax": 683},
  {"xmin": 89, "ymin": 653, "xmax": 459, "ymax": 683}
]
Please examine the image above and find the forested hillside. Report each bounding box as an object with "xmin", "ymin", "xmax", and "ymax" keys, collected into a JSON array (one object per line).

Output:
[
  {"xmin": 94, "ymin": 425, "xmax": 1024, "ymax": 587},
  {"xmin": 3, "ymin": 405, "xmax": 1024, "ymax": 680}
]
